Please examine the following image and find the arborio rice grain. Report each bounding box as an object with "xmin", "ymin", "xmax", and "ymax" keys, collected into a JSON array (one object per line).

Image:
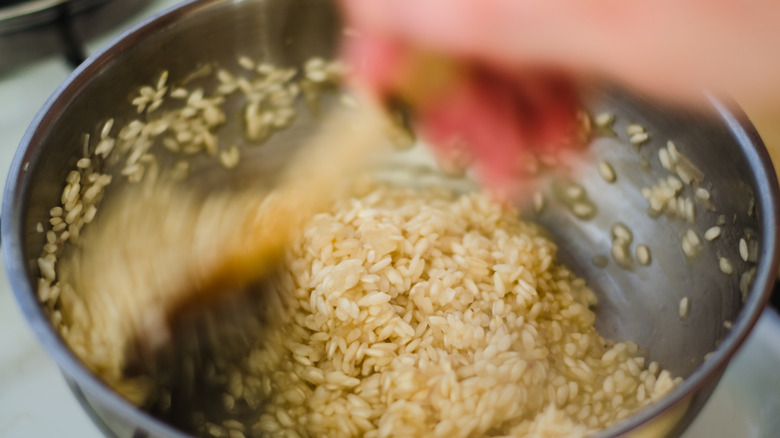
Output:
[
  {"xmin": 222, "ymin": 183, "xmax": 680, "ymax": 438},
  {"xmin": 36, "ymin": 57, "xmax": 683, "ymax": 437}
]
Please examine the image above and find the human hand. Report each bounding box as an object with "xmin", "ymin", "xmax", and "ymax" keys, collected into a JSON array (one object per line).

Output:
[
  {"xmin": 341, "ymin": 16, "xmax": 582, "ymax": 198},
  {"xmin": 341, "ymin": 0, "xmax": 780, "ymax": 193}
]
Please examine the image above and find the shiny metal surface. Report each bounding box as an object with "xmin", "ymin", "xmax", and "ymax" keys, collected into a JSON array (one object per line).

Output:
[
  {"xmin": 2, "ymin": 0, "xmax": 779, "ymax": 437},
  {"xmin": 533, "ymin": 91, "xmax": 780, "ymax": 437}
]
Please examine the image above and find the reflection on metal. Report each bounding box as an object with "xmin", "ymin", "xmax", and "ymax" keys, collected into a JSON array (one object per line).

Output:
[
  {"xmin": 627, "ymin": 396, "xmax": 691, "ymax": 438},
  {"xmin": 0, "ymin": 0, "xmax": 109, "ymax": 34}
]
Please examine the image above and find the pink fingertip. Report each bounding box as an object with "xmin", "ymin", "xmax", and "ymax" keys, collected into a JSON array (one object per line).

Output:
[{"xmin": 341, "ymin": 33, "xmax": 409, "ymax": 100}]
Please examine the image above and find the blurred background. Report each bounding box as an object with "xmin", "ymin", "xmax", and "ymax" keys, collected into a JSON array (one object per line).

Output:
[{"xmin": 0, "ymin": 1, "xmax": 778, "ymax": 437}]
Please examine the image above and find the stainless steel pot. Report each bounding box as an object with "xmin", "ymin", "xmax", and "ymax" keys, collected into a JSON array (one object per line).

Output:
[{"xmin": 3, "ymin": 0, "xmax": 779, "ymax": 437}]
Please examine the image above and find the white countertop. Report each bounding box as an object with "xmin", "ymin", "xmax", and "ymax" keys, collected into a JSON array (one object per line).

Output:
[
  {"xmin": 0, "ymin": 1, "xmax": 182, "ymax": 436},
  {"xmin": 0, "ymin": 1, "xmax": 778, "ymax": 436}
]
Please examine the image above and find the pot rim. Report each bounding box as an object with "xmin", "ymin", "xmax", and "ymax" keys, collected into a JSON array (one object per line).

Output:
[
  {"xmin": 3, "ymin": 1, "xmax": 210, "ymax": 437},
  {"xmin": 592, "ymin": 93, "xmax": 780, "ymax": 437},
  {"xmin": 2, "ymin": 0, "xmax": 779, "ymax": 436}
]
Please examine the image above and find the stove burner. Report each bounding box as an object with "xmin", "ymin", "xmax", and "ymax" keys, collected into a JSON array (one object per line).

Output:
[
  {"xmin": 0, "ymin": 0, "xmax": 153, "ymax": 75},
  {"xmin": 0, "ymin": 0, "xmax": 109, "ymax": 35}
]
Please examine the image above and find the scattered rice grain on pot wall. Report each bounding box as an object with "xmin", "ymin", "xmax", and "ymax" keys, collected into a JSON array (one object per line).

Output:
[
  {"xmin": 35, "ymin": 57, "xmax": 684, "ymax": 436},
  {"xmin": 233, "ymin": 184, "xmax": 680, "ymax": 438}
]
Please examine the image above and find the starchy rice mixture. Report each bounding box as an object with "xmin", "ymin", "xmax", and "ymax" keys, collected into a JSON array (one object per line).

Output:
[
  {"xmin": 195, "ymin": 183, "xmax": 680, "ymax": 438},
  {"xmin": 33, "ymin": 57, "xmax": 686, "ymax": 437}
]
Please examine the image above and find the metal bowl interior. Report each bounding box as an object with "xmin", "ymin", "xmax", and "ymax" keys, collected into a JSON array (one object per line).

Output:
[{"xmin": 2, "ymin": 0, "xmax": 779, "ymax": 437}]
